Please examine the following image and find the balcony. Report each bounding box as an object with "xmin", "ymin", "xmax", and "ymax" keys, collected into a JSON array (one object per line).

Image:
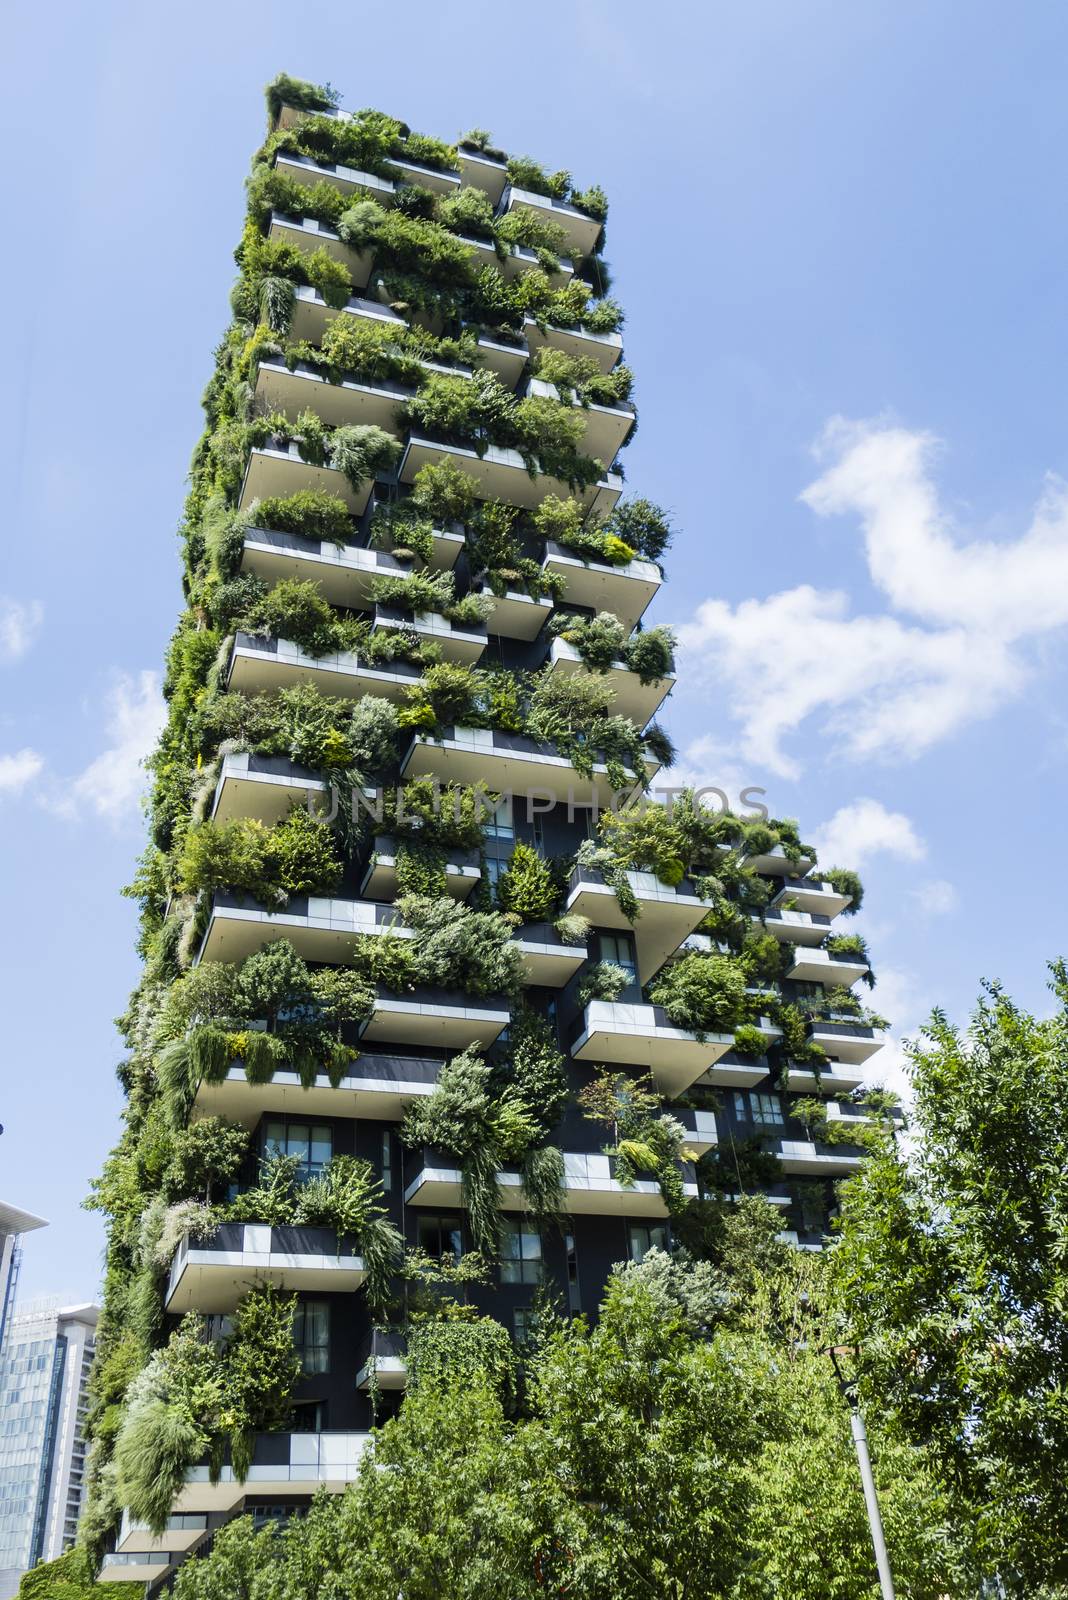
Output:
[
  {"xmin": 771, "ymin": 876, "xmax": 854, "ymax": 917},
  {"xmin": 540, "ymin": 541, "xmax": 661, "ymax": 633},
  {"xmin": 523, "ymin": 315, "xmax": 623, "ymax": 375},
  {"xmin": 399, "ymin": 434, "xmax": 623, "ymax": 517},
  {"xmin": 785, "ymin": 1060, "xmax": 866, "ymax": 1094},
  {"xmin": 210, "ymin": 752, "xmax": 331, "ymax": 826},
  {"xmin": 164, "ymin": 1224, "xmax": 365, "ymax": 1315},
  {"xmin": 498, "ymin": 184, "xmax": 602, "ymax": 258},
  {"xmin": 759, "ymin": 907, "xmax": 833, "ymax": 947},
  {"xmin": 513, "ymin": 920, "xmax": 589, "ymax": 986},
  {"xmin": 473, "ymin": 332, "xmax": 528, "ymax": 389},
  {"xmin": 226, "ymin": 631, "xmax": 422, "ymax": 702},
  {"xmin": 767, "ymin": 1136, "xmax": 866, "ymax": 1178},
  {"xmin": 546, "ymin": 637, "xmax": 674, "ymax": 724},
  {"xmin": 268, "ymin": 211, "xmax": 373, "ymax": 288},
  {"xmin": 564, "ymin": 866, "xmax": 711, "ymax": 981},
  {"xmin": 456, "ymin": 147, "xmax": 509, "ymax": 203},
  {"xmin": 475, "ymin": 584, "xmax": 554, "ymax": 641},
  {"xmin": 458, "ymin": 231, "xmax": 575, "ymax": 286},
  {"xmin": 401, "ymin": 725, "xmax": 651, "ymax": 805},
  {"xmin": 238, "ymin": 440, "xmax": 372, "ymax": 517},
  {"xmin": 358, "ymin": 982, "xmax": 510, "ymax": 1049},
  {"xmin": 570, "ymin": 1001, "xmax": 734, "ymax": 1095},
  {"xmin": 99, "ymin": 1550, "xmax": 181, "ymax": 1583},
  {"xmin": 289, "ymin": 283, "xmax": 407, "ymax": 344},
  {"xmin": 787, "ymin": 947, "xmax": 870, "ymax": 987},
  {"xmin": 526, "ymin": 377, "xmax": 635, "ymax": 466},
  {"xmin": 241, "ymin": 527, "xmax": 462, "ymax": 612},
  {"xmin": 254, "ymin": 359, "xmax": 412, "ymax": 435},
  {"xmin": 175, "ymin": 1432, "xmax": 371, "ymax": 1512},
  {"xmin": 805, "ymin": 1020, "xmax": 887, "ymax": 1065},
  {"xmin": 677, "ymin": 1108, "xmax": 719, "ymax": 1155},
  {"xmin": 115, "ymin": 1511, "xmax": 208, "ymax": 1556},
  {"xmin": 355, "ymin": 1328, "xmax": 408, "ymax": 1390},
  {"xmin": 193, "ymin": 1051, "xmax": 443, "ymax": 1124},
  {"xmin": 198, "ymin": 891, "xmax": 409, "ymax": 964},
  {"xmin": 391, "ymin": 154, "xmax": 461, "ymax": 195},
  {"xmin": 371, "ymin": 603, "xmax": 487, "ymax": 663},
  {"xmin": 274, "ymin": 150, "xmax": 397, "ymax": 203},
  {"xmin": 403, "ymin": 1145, "xmax": 697, "ymax": 1218},
  {"xmin": 743, "ymin": 843, "xmax": 815, "ymax": 877},
  {"xmin": 360, "ymin": 833, "xmax": 481, "ymax": 901}
]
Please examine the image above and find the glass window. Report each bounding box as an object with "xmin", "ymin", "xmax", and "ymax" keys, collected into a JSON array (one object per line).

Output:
[
  {"xmin": 292, "ymin": 1301, "xmax": 330, "ymax": 1375},
  {"xmin": 484, "ymin": 798, "xmax": 514, "ymax": 842},
  {"xmin": 416, "ymin": 1213, "xmax": 464, "ymax": 1264},
  {"xmin": 381, "ymin": 1130, "xmax": 393, "ymax": 1194},
  {"xmin": 264, "ymin": 1121, "xmax": 332, "ymax": 1182},
  {"xmin": 499, "ymin": 1217, "xmax": 543, "ymax": 1284},
  {"xmin": 513, "ymin": 1308, "xmax": 536, "ymax": 1347},
  {"xmin": 564, "ymin": 1230, "xmax": 581, "ymax": 1313},
  {"xmin": 290, "ymin": 1400, "xmax": 325, "ymax": 1433},
  {"xmin": 628, "ymin": 1223, "xmax": 668, "ymax": 1263},
  {"xmin": 597, "ymin": 932, "xmax": 638, "ymax": 993},
  {"xmin": 751, "ymin": 1093, "xmax": 784, "ymax": 1129}
]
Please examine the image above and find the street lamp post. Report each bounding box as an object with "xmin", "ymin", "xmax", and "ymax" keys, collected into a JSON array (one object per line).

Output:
[{"xmin": 826, "ymin": 1345, "xmax": 897, "ymax": 1600}]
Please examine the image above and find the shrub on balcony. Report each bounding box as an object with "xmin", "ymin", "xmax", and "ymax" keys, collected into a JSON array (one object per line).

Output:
[
  {"xmin": 495, "ymin": 841, "xmax": 559, "ymax": 923},
  {"xmin": 506, "ymin": 156, "xmax": 571, "ymax": 199},
  {"xmin": 369, "ymin": 500, "xmax": 435, "ymax": 564},
  {"xmin": 240, "ymin": 576, "xmax": 335, "ymax": 651},
  {"xmin": 400, "ymin": 660, "xmax": 482, "ymax": 730},
  {"xmin": 247, "ymin": 488, "xmax": 353, "ymax": 544},
  {"xmin": 328, "ymin": 422, "xmax": 403, "ymax": 490},
  {"xmin": 578, "ymin": 1070, "xmax": 687, "ymax": 1211},
  {"xmin": 602, "ymin": 497, "xmax": 673, "ymax": 563},
  {"xmin": 532, "ymin": 347, "xmax": 634, "ymax": 409},
  {"xmin": 648, "ymin": 952, "xmax": 747, "ymax": 1042},
  {"xmin": 393, "ymin": 840, "xmax": 448, "ymax": 898},
  {"xmin": 576, "ymin": 960, "xmax": 634, "ymax": 1007},
  {"xmin": 397, "ymin": 894, "xmax": 523, "ymax": 999},
  {"xmin": 533, "ymin": 494, "xmax": 637, "ymax": 566},
  {"xmin": 732, "ymin": 1023, "xmax": 770, "ymax": 1060},
  {"xmin": 380, "ymin": 777, "xmax": 491, "ymax": 852},
  {"xmin": 403, "ymin": 131, "xmax": 459, "ymax": 172},
  {"xmin": 264, "ymin": 72, "xmax": 340, "ymax": 125},
  {"xmin": 284, "ymin": 1155, "xmax": 402, "ymax": 1302},
  {"xmin": 435, "ymin": 185, "xmax": 497, "ymax": 238},
  {"xmin": 176, "ymin": 807, "xmax": 343, "ymax": 906},
  {"xmin": 495, "ymin": 206, "xmax": 569, "ymax": 261},
  {"xmin": 467, "ymin": 500, "xmax": 564, "ymax": 602},
  {"xmin": 409, "ymin": 457, "xmax": 477, "ymax": 524},
  {"xmin": 825, "ymin": 866, "xmax": 863, "ymax": 911}
]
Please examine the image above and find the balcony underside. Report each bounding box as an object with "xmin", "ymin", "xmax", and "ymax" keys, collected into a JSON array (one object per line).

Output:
[
  {"xmin": 358, "ymin": 991, "xmax": 510, "ymax": 1049},
  {"xmin": 289, "ymin": 285, "xmax": 406, "ymax": 344},
  {"xmin": 268, "ymin": 212, "xmax": 373, "ymax": 287},
  {"xmin": 227, "ymin": 638, "xmax": 417, "ymax": 702},
  {"xmin": 806, "ymin": 1026, "xmax": 886, "ymax": 1064},
  {"xmin": 372, "ymin": 609, "xmax": 487, "ymax": 663},
  {"xmin": 564, "ymin": 877, "xmax": 710, "ymax": 983},
  {"xmin": 241, "ymin": 527, "xmax": 463, "ymax": 609},
  {"xmin": 404, "ymin": 1161, "xmax": 697, "ymax": 1219},
  {"xmin": 571, "ymin": 1002, "xmax": 733, "ymax": 1095},
  {"xmin": 175, "ymin": 1435, "xmax": 371, "ymax": 1513},
  {"xmin": 210, "ymin": 755, "xmax": 331, "ymax": 826},
  {"xmin": 361, "ymin": 849, "xmax": 480, "ymax": 902},
  {"xmin": 523, "ymin": 316, "xmax": 622, "ymax": 374},
  {"xmin": 238, "ymin": 447, "xmax": 372, "ymax": 517},
  {"xmin": 547, "ymin": 640, "xmax": 673, "ymax": 724},
  {"xmin": 401, "ymin": 730, "xmax": 648, "ymax": 805},
  {"xmin": 254, "ymin": 361, "xmax": 410, "ymax": 435},
  {"xmin": 478, "ymin": 588, "xmax": 554, "ymax": 641},
  {"xmin": 772, "ymin": 877, "xmax": 853, "ymax": 917},
  {"xmin": 774, "ymin": 1140, "xmax": 865, "ymax": 1177},
  {"xmin": 275, "ymin": 152, "xmax": 396, "ymax": 203},
  {"xmin": 788, "ymin": 951, "xmax": 869, "ymax": 987},
  {"xmin": 541, "ymin": 543, "xmax": 660, "ymax": 633},
  {"xmin": 785, "ymin": 1061, "xmax": 866, "ymax": 1093},
  {"xmin": 193, "ymin": 1059, "xmax": 441, "ymax": 1125},
  {"xmin": 99, "ymin": 1553, "xmax": 180, "ymax": 1583},
  {"xmin": 501, "ymin": 186, "xmax": 601, "ymax": 258},
  {"xmin": 166, "ymin": 1246, "xmax": 366, "ymax": 1315},
  {"xmin": 400, "ymin": 435, "xmax": 622, "ymax": 517}
]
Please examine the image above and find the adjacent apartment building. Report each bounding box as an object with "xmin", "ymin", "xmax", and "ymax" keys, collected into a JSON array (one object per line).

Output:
[
  {"xmin": 87, "ymin": 76, "xmax": 886, "ymax": 1588},
  {"xmin": 0, "ymin": 1300, "xmax": 98, "ymax": 1599}
]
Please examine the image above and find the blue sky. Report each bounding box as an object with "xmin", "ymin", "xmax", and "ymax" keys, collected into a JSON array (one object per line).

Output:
[{"xmin": 4, "ymin": 0, "xmax": 1068, "ymax": 1299}]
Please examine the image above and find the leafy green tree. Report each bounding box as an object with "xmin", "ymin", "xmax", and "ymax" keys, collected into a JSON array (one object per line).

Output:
[{"xmin": 832, "ymin": 967, "xmax": 1068, "ymax": 1593}]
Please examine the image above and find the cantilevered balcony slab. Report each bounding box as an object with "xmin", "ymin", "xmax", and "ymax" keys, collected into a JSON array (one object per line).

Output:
[
  {"xmin": 677, "ymin": 1109, "xmax": 719, "ymax": 1155},
  {"xmin": 254, "ymin": 360, "xmax": 412, "ymax": 434},
  {"xmin": 356, "ymin": 1329, "xmax": 408, "ymax": 1390},
  {"xmin": 99, "ymin": 1551, "xmax": 181, "ymax": 1583},
  {"xmin": 523, "ymin": 315, "xmax": 623, "ymax": 374},
  {"xmin": 785, "ymin": 1060, "xmax": 866, "ymax": 1094},
  {"xmin": 473, "ymin": 332, "xmax": 528, "ymax": 388},
  {"xmin": 210, "ymin": 752, "xmax": 332, "ymax": 826},
  {"xmin": 399, "ymin": 434, "xmax": 623, "ymax": 517},
  {"xmin": 499, "ymin": 184, "xmax": 602, "ymax": 258},
  {"xmin": 456, "ymin": 147, "xmax": 510, "ymax": 203},
  {"xmin": 526, "ymin": 377, "xmax": 634, "ymax": 466},
  {"xmin": 115, "ymin": 1512, "xmax": 208, "ymax": 1557},
  {"xmin": 788, "ymin": 947, "xmax": 869, "ymax": 988},
  {"xmin": 457, "ymin": 231, "xmax": 575, "ymax": 286},
  {"xmin": 371, "ymin": 604, "xmax": 487, "ymax": 663},
  {"xmin": 403, "ymin": 1146, "xmax": 697, "ymax": 1218},
  {"xmin": 360, "ymin": 833, "xmax": 481, "ymax": 901},
  {"xmin": 275, "ymin": 151, "xmax": 397, "ymax": 203},
  {"xmin": 198, "ymin": 891, "xmax": 409, "ymax": 965},
  {"xmin": 238, "ymin": 443, "xmax": 372, "ymax": 517},
  {"xmin": 770, "ymin": 876, "xmax": 853, "ymax": 918},
  {"xmin": 175, "ymin": 1432, "xmax": 371, "ymax": 1512},
  {"xmin": 513, "ymin": 921, "xmax": 588, "ymax": 986},
  {"xmin": 194, "ymin": 1052, "xmax": 443, "ymax": 1125},
  {"xmin": 546, "ymin": 637, "xmax": 673, "ymax": 724},
  {"xmin": 241, "ymin": 526, "xmax": 462, "ymax": 607},
  {"xmin": 401, "ymin": 726, "xmax": 650, "ymax": 806},
  {"xmin": 227, "ymin": 632, "xmax": 422, "ymax": 702},
  {"xmin": 691, "ymin": 1048, "xmax": 773, "ymax": 1090},
  {"xmin": 743, "ymin": 843, "xmax": 815, "ymax": 877},
  {"xmin": 289, "ymin": 284, "xmax": 407, "ymax": 344},
  {"xmin": 164, "ymin": 1224, "xmax": 365, "ymax": 1315},
  {"xmin": 268, "ymin": 212, "xmax": 373, "ymax": 287},
  {"xmin": 758, "ymin": 907, "xmax": 833, "ymax": 947},
  {"xmin": 570, "ymin": 1001, "xmax": 733, "ymax": 1095},
  {"xmin": 767, "ymin": 1137, "xmax": 865, "ymax": 1178},
  {"xmin": 358, "ymin": 983, "xmax": 510, "ymax": 1049},
  {"xmin": 475, "ymin": 585, "xmax": 553, "ymax": 641},
  {"xmin": 805, "ymin": 1020, "xmax": 886, "ymax": 1064},
  {"xmin": 564, "ymin": 866, "xmax": 711, "ymax": 982},
  {"xmin": 540, "ymin": 541, "xmax": 661, "ymax": 633}
]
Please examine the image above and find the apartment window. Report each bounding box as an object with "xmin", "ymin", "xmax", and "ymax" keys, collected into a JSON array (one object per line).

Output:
[
  {"xmin": 499, "ymin": 1217, "xmax": 543, "ymax": 1284},
  {"xmin": 416, "ymin": 1213, "xmax": 464, "ymax": 1264},
  {"xmin": 513, "ymin": 1308, "xmax": 536, "ymax": 1347},
  {"xmin": 596, "ymin": 932, "xmax": 638, "ymax": 995},
  {"xmin": 628, "ymin": 1223, "xmax": 668, "ymax": 1263},
  {"xmin": 264, "ymin": 1121, "xmax": 332, "ymax": 1182},
  {"xmin": 292, "ymin": 1300, "xmax": 330, "ymax": 1375},
  {"xmin": 381, "ymin": 1130, "xmax": 393, "ymax": 1194},
  {"xmin": 564, "ymin": 1230, "xmax": 581, "ymax": 1312},
  {"xmin": 291, "ymin": 1400, "xmax": 325, "ymax": 1433},
  {"xmin": 751, "ymin": 1093, "xmax": 784, "ymax": 1129},
  {"xmin": 484, "ymin": 797, "xmax": 514, "ymax": 843}
]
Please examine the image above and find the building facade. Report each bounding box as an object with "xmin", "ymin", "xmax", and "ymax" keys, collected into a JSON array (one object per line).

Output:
[
  {"xmin": 0, "ymin": 1301, "xmax": 98, "ymax": 1598},
  {"xmin": 88, "ymin": 76, "xmax": 885, "ymax": 1588},
  {"xmin": 0, "ymin": 1204, "xmax": 46, "ymax": 1362}
]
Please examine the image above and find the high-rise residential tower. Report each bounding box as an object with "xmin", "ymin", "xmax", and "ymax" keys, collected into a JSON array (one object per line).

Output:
[
  {"xmin": 0, "ymin": 1300, "xmax": 98, "ymax": 1598},
  {"xmin": 86, "ymin": 76, "xmax": 885, "ymax": 1588},
  {"xmin": 0, "ymin": 1203, "xmax": 46, "ymax": 1358}
]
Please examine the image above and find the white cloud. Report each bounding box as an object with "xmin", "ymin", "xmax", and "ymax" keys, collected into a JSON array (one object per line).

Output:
[
  {"xmin": 653, "ymin": 733, "xmax": 761, "ymax": 815},
  {"xmin": 911, "ymin": 878, "xmax": 958, "ymax": 916},
  {"xmin": 0, "ymin": 597, "xmax": 43, "ymax": 663},
  {"xmin": 811, "ymin": 798, "xmax": 925, "ymax": 869},
  {"xmin": 0, "ymin": 748, "xmax": 44, "ymax": 795},
  {"xmin": 54, "ymin": 672, "xmax": 166, "ymax": 824},
  {"xmin": 675, "ymin": 417, "xmax": 1068, "ymax": 774}
]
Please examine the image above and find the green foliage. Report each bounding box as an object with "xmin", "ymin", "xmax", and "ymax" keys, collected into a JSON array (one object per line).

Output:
[
  {"xmin": 327, "ymin": 423, "xmax": 402, "ymax": 489},
  {"xmin": 18, "ymin": 1548, "xmax": 130, "ymax": 1600},
  {"xmin": 162, "ymin": 1117, "xmax": 248, "ymax": 1202},
  {"xmin": 825, "ymin": 865, "xmax": 863, "ymax": 911},
  {"xmin": 648, "ymin": 951, "xmax": 747, "ymax": 1041},
  {"xmin": 506, "ymin": 155, "xmax": 571, "ymax": 199},
  {"xmin": 576, "ymin": 959, "xmax": 633, "ymax": 1006},
  {"xmin": 494, "ymin": 840, "xmax": 559, "ymax": 922},
  {"xmin": 398, "ymin": 893, "xmax": 523, "ymax": 999},
  {"xmin": 264, "ymin": 73, "xmax": 338, "ymax": 126},
  {"xmin": 246, "ymin": 489, "xmax": 352, "ymax": 544},
  {"xmin": 409, "ymin": 457, "xmax": 477, "ymax": 524},
  {"xmin": 177, "ymin": 807, "xmax": 342, "ymax": 906}
]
